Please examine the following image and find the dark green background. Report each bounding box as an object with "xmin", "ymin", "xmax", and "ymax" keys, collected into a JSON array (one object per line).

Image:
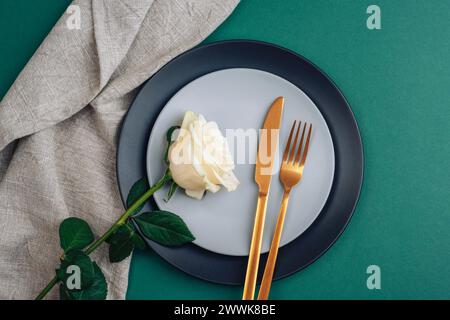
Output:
[{"xmin": 1, "ymin": 1, "xmax": 449, "ymax": 299}]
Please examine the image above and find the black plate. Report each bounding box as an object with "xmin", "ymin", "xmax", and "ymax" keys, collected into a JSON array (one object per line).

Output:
[{"xmin": 116, "ymin": 40, "xmax": 363, "ymax": 285}]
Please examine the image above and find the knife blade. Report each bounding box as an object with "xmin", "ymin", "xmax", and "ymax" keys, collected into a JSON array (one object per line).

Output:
[{"xmin": 242, "ymin": 96, "xmax": 284, "ymax": 300}]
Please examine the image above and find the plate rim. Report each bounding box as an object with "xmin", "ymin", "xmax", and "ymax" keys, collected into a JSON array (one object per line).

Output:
[{"xmin": 116, "ymin": 39, "xmax": 364, "ymax": 285}]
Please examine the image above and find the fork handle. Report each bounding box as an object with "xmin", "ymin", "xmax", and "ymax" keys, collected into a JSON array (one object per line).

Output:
[{"xmin": 257, "ymin": 189, "xmax": 290, "ymax": 300}]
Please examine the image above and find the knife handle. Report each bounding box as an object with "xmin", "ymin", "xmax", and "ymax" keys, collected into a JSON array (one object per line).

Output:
[{"xmin": 242, "ymin": 192, "xmax": 268, "ymax": 300}]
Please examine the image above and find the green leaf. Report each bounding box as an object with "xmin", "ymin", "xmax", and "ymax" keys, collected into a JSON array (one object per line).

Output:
[
  {"xmin": 126, "ymin": 178, "xmax": 150, "ymax": 215},
  {"xmin": 59, "ymin": 284, "xmax": 70, "ymax": 300},
  {"xmin": 135, "ymin": 211, "xmax": 195, "ymax": 246},
  {"xmin": 56, "ymin": 250, "xmax": 95, "ymax": 288},
  {"xmin": 130, "ymin": 230, "xmax": 146, "ymax": 250},
  {"xmin": 127, "ymin": 221, "xmax": 146, "ymax": 250},
  {"xmin": 164, "ymin": 125, "xmax": 180, "ymax": 164},
  {"xmin": 63, "ymin": 262, "xmax": 107, "ymax": 300},
  {"xmin": 109, "ymin": 238, "xmax": 134, "ymax": 263},
  {"xmin": 166, "ymin": 125, "xmax": 180, "ymax": 143},
  {"xmin": 108, "ymin": 225, "xmax": 135, "ymax": 263},
  {"xmin": 164, "ymin": 180, "xmax": 178, "ymax": 202},
  {"xmin": 59, "ymin": 217, "xmax": 94, "ymax": 252}
]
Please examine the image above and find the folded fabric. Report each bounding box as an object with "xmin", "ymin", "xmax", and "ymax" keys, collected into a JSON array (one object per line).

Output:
[{"xmin": 0, "ymin": 0, "xmax": 239, "ymax": 299}]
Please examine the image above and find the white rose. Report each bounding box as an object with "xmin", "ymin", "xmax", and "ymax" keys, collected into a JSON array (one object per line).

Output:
[{"xmin": 168, "ymin": 111, "xmax": 239, "ymax": 199}]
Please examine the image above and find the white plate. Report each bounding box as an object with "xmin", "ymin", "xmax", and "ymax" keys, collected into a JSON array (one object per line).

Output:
[{"xmin": 146, "ymin": 68, "xmax": 335, "ymax": 256}]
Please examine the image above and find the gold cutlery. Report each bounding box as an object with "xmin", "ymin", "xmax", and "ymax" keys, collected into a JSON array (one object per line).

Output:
[
  {"xmin": 242, "ymin": 96, "xmax": 284, "ymax": 300},
  {"xmin": 258, "ymin": 120, "xmax": 313, "ymax": 300}
]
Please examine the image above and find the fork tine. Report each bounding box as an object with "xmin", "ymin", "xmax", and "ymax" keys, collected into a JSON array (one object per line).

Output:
[
  {"xmin": 299, "ymin": 124, "xmax": 312, "ymax": 167},
  {"xmin": 294, "ymin": 122, "xmax": 307, "ymax": 165},
  {"xmin": 282, "ymin": 121, "xmax": 297, "ymax": 162},
  {"xmin": 288, "ymin": 121, "xmax": 302, "ymax": 163}
]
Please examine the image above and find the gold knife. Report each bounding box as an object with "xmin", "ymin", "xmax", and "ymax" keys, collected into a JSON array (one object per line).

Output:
[{"xmin": 242, "ymin": 96, "xmax": 284, "ymax": 300}]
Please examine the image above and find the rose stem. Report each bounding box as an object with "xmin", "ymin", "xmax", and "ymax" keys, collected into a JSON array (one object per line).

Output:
[{"xmin": 35, "ymin": 171, "xmax": 171, "ymax": 300}]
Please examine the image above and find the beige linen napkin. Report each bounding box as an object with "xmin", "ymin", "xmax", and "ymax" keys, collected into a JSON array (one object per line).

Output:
[{"xmin": 0, "ymin": 0, "xmax": 239, "ymax": 299}]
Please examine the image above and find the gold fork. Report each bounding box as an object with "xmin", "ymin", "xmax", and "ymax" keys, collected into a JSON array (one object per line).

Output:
[{"xmin": 257, "ymin": 120, "xmax": 312, "ymax": 300}]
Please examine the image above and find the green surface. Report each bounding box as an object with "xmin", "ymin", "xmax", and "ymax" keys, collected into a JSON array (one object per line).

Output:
[{"xmin": 1, "ymin": 0, "xmax": 449, "ymax": 299}]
